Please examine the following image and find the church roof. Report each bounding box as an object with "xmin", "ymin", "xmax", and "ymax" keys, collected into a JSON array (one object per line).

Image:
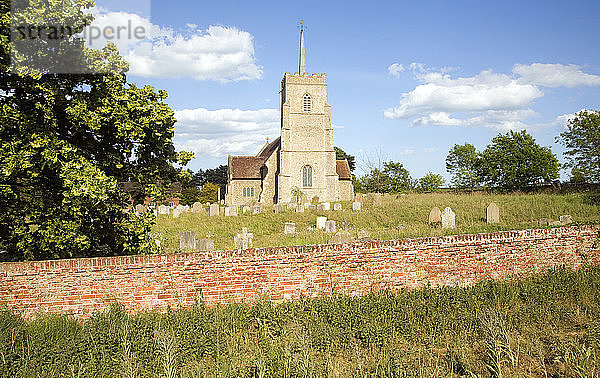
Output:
[
  {"xmin": 336, "ymin": 160, "xmax": 352, "ymax": 180},
  {"xmin": 230, "ymin": 137, "xmax": 281, "ymax": 180}
]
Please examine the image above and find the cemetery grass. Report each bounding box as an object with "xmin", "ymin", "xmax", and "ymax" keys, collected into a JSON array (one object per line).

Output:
[
  {"xmin": 1, "ymin": 266, "xmax": 599, "ymax": 377},
  {"xmin": 153, "ymin": 191, "xmax": 600, "ymax": 252}
]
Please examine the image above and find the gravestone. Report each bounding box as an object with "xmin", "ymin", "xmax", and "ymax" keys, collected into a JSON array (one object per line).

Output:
[
  {"xmin": 333, "ymin": 203, "xmax": 342, "ymax": 211},
  {"xmin": 357, "ymin": 229, "xmax": 371, "ymax": 240},
  {"xmin": 373, "ymin": 193, "xmax": 383, "ymax": 206},
  {"xmin": 538, "ymin": 218, "xmax": 552, "ymax": 226},
  {"xmin": 234, "ymin": 227, "xmax": 253, "ymax": 250},
  {"xmin": 172, "ymin": 208, "xmax": 182, "ymax": 219},
  {"xmin": 192, "ymin": 202, "xmax": 203, "ymax": 213},
  {"xmin": 135, "ymin": 204, "xmax": 145, "ymax": 213},
  {"xmin": 316, "ymin": 216, "xmax": 327, "ymax": 230},
  {"xmin": 550, "ymin": 220, "xmax": 562, "ymax": 226},
  {"xmin": 179, "ymin": 231, "xmax": 195, "ymax": 250},
  {"xmin": 328, "ymin": 231, "xmax": 355, "ymax": 245},
  {"xmin": 224, "ymin": 206, "xmax": 233, "ymax": 216},
  {"xmin": 441, "ymin": 207, "xmax": 455, "ymax": 229},
  {"xmin": 195, "ymin": 238, "xmax": 214, "ymax": 252},
  {"xmin": 158, "ymin": 205, "xmax": 169, "ymax": 215},
  {"xmin": 325, "ymin": 220, "xmax": 337, "ymax": 233},
  {"xmin": 308, "ymin": 205, "xmax": 316, "ymax": 211},
  {"xmin": 486, "ymin": 202, "xmax": 500, "ymax": 224},
  {"xmin": 230, "ymin": 206, "xmax": 239, "ymax": 216},
  {"xmin": 316, "ymin": 204, "xmax": 324, "ymax": 212},
  {"xmin": 352, "ymin": 202, "xmax": 361, "ymax": 211},
  {"xmin": 295, "ymin": 204, "xmax": 305, "ymax": 213},
  {"xmin": 428, "ymin": 207, "xmax": 442, "ymax": 225},
  {"xmin": 242, "ymin": 205, "xmax": 250, "ymax": 214},
  {"xmin": 287, "ymin": 203, "xmax": 296, "ymax": 210},
  {"xmin": 354, "ymin": 194, "xmax": 363, "ymax": 203},
  {"xmin": 209, "ymin": 203, "xmax": 219, "ymax": 216},
  {"xmin": 321, "ymin": 202, "xmax": 331, "ymax": 211},
  {"xmin": 559, "ymin": 215, "xmax": 573, "ymax": 225},
  {"xmin": 181, "ymin": 205, "xmax": 190, "ymax": 212},
  {"xmin": 304, "ymin": 203, "xmax": 311, "ymax": 209},
  {"xmin": 284, "ymin": 222, "xmax": 296, "ymax": 235},
  {"xmin": 252, "ymin": 205, "xmax": 261, "ymax": 215},
  {"xmin": 274, "ymin": 204, "xmax": 285, "ymax": 213}
]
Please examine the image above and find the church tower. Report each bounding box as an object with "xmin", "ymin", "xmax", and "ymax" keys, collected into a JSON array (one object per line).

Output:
[{"xmin": 277, "ymin": 23, "xmax": 340, "ymax": 203}]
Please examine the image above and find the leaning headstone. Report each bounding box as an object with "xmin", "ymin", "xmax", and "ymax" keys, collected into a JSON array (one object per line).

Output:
[
  {"xmin": 192, "ymin": 202, "xmax": 203, "ymax": 213},
  {"xmin": 195, "ymin": 238, "xmax": 214, "ymax": 252},
  {"xmin": 321, "ymin": 202, "xmax": 331, "ymax": 211},
  {"xmin": 328, "ymin": 231, "xmax": 355, "ymax": 245},
  {"xmin": 172, "ymin": 208, "xmax": 182, "ymax": 219},
  {"xmin": 158, "ymin": 205, "xmax": 169, "ymax": 215},
  {"xmin": 333, "ymin": 203, "xmax": 342, "ymax": 211},
  {"xmin": 179, "ymin": 231, "xmax": 195, "ymax": 250},
  {"xmin": 316, "ymin": 216, "xmax": 327, "ymax": 230},
  {"xmin": 284, "ymin": 222, "xmax": 296, "ymax": 235},
  {"xmin": 325, "ymin": 220, "xmax": 337, "ymax": 233},
  {"xmin": 559, "ymin": 215, "xmax": 573, "ymax": 225},
  {"xmin": 486, "ymin": 203, "xmax": 500, "ymax": 224},
  {"xmin": 428, "ymin": 207, "xmax": 442, "ymax": 225},
  {"xmin": 352, "ymin": 202, "xmax": 361, "ymax": 211},
  {"xmin": 135, "ymin": 204, "xmax": 145, "ymax": 213},
  {"xmin": 234, "ymin": 227, "xmax": 253, "ymax": 250},
  {"xmin": 295, "ymin": 204, "xmax": 305, "ymax": 213},
  {"xmin": 441, "ymin": 207, "xmax": 455, "ymax": 229},
  {"xmin": 209, "ymin": 203, "xmax": 219, "ymax": 216},
  {"xmin": 252, "ymin": 205, "xmax": 261, "ymax": 215}
]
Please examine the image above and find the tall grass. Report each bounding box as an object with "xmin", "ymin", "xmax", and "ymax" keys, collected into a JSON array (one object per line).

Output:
[
  {"xmin": 154, "ymin": 192, "xmax": 600, "ymax": 252},
  {"xmin": 1, "ymin": 267, "xmax": 599, "ymax": 376}
]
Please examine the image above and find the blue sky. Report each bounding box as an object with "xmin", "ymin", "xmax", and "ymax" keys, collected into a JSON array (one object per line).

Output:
[{"xmin": 89, "ymin": 0, "xmax": 600, "ymax": 181}]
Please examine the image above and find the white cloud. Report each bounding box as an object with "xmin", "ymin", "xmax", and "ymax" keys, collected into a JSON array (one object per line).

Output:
[
  {"xmin": 385, "ymin": 62, "xmax": 596, "ymax": 130},
  {"xmin": 398, "ymin": 149, "xmax": 415, "ymax": 156},
  {"xmin": 84, "ymin": 10, "xmax": 262, "ymax": 81},
  {"xmin": 513, "ymin": 63, "xmax": 600, "ymax": 88},
  {"xmin": 388, "ymin": 63, "xmax": 405, "ymax": 78},
  {"xmin": 174, "ymin": 108, "xmax": 279, "ymax": 159},
  {"xmin": 424, "ymin": 147, "xmax": 436, "ymax": 153}
]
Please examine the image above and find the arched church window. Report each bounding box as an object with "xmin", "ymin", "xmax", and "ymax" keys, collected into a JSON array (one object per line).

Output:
[
  {"xmin": 302, "ymin": 165, "xmax": 313, "ymax": 187},
  {"xmin": 302, "ymin": 93, "xmax": 311, "ymax": 113}
]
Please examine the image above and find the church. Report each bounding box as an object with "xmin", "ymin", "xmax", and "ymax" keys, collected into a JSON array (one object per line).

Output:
[{"xmin": 225, "ymin": 26, "xmax": 354, "ymax": 206}]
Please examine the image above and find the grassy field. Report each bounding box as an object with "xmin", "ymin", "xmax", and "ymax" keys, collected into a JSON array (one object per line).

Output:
[
  {"xmin": 153, "ymin": 191, "xmax": 600, "ymax": 252},
  {"xmin": 1, "ymin": 266, "xmax": 599, "ymax": 377}
]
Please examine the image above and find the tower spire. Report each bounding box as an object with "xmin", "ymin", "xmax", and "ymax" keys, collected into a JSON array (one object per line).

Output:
[{"xmin": 299, "ymin": 20, "xmax": 306, "ymax": 74}]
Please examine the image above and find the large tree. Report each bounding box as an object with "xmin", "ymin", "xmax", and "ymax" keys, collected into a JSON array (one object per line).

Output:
[
  {"xmin": 559, "ymin": 110, "xmax": 600, "ymax": 183},
  {"xmin": 0, "ymin": 0, "xmax": 191, "ymax": 260},
  {"xmin": 480, "ymin": 130, "xmax": 559, "ymax": 190},
  {"xmin": 334, "ymin": 146, "xmax": 356, "ymax": 172},
  {"xmin": 445, "ymin": 143, "xmax": 482, "ymax": 189},
  {"xmin": 359, "ymin": 161, "xmax": 413, "ymax": 193}
]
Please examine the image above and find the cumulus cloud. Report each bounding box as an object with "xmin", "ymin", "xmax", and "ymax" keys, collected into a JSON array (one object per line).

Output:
[
  {"xmin": 388, "ymin": 63, "xmax": 405, "ymax": 78},
  {"xmin": 84, "ymin": 10, "xmax": 262, "ymax": 81},
  {"xmin": 173, "ymin": 108, "xmax": 280, "ymax": 159},
  {"xmin": 514, "ymin": 63, "xmax": 600, "ymax": 88},
  {"xmin": 385, "ymin": 62, "xmax": 599, "ymax": 130}
]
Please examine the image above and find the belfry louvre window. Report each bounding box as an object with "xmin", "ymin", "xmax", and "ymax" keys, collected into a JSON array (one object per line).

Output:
[
  {"xmin": 243, "ymin": 187, "xmax": 255, "ymax": 197},
  {"xmin": 302, "ymin": 93, "xmax": 311, "ymax": 112},
  {"xmin": 302, "ymin": 165, "xmax": 313, "ymax": 187}
]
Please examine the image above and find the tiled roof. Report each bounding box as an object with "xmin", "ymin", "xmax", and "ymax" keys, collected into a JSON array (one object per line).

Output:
[
  {"xmin": 336, "ymin": 160, "xmax": 352, "ymax": 180},
  {"xmin": 230, "ymin": 138, "xmax": 281, "ymax": 179}
]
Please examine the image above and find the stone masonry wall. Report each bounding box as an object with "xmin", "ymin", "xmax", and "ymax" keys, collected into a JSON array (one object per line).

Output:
[{"xmin": 1, "ymin": 225, "xmax": 599, "ymax": 319}]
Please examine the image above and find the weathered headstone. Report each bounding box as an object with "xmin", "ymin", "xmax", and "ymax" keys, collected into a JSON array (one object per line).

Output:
[
  {"xmin": 325, "ymin": 220, "xmax": 337, "ymax": 233},
  {"xmin": 274, "ymin": 204, "xmax": 285, "ymax": 213},
  {"xmin": 287, "ymin": 203, "xmax": 296, "ymax": 210},
  {"xmin": 357, "ymin": 229, "xmax": 371, "ymax": 240},
  {"xmin": 333, "ymin": 203, "xmax": 342, "ymax": 211},
  {"xmin": 538, "ymin": 218, "xmax": 552, "ymax": 226},
  {"xmin": 304, "ymin": 202, "xmax": 311, "ymax": 209},
  {"xmin": 308, "ymin": 204, "xmax": 317, "ymax": 211},
  {"xmin": 135, "ymin": 204, "xmax": 145, "ymax": 213},
  {"xmin": 316, "ymin": 203, "xmax": 324, "ymax": 212},
  {"xmin": 486, "ymin": 202, "xmax": 500, "ymax": 224},
  {"xmin": 284, "ymin": 222, "xmax": 296, "ymax": 235},
  {"xmin": 192, "ymin": 202, "xmax": 203, "ymax": 213},
  {"xmin": 559, "ymin": 215, "xmax": 573, "ymax": 225},
  {"xmin": 352, "ymin": 202, "xmax": 361, "ymax": 211},
  {"xmin": 441, "ymin": 207, "xmax": 455, "ymax": 229},
  {"xmin": 321, "ymin": 202, "xmax": 331, "ymax": 211},
  {"xmin": 295, "ymin": 204, "xmax": 305, "ymax": 213},
  {"xmin": 181, "ymin": 205, "xmax": 190, "ymax": 212},
  {"xmin": 252, "ymin": 205, "xmax": 261, "ymax": 215},
  {"xmin": 158, "ymin": 205, "xmax": 169, "ymax": 215},
  {"xmin": 316, "ymin": 216, "xmax": 327, "ymax": 230},
  {"xmin": 550, "ymin": 220, "xmax": 562, "ymax": 226},
  {"xmin": 234, "ymin": 227, "xmax": 253, "ymax": 250},
  {"xmin": 209, "ymin": 203, "xmax": 219, "ymax": 216},
  {"xmin": 328, "ymin": 231, "xmax": 355, "ymax": 244},
  {"xmin": 179, "ymin": 231, "xmax": 195, "ymax": 250},
  {"xmin": 195, "ymin": 238, "xmax": 214, "ymax": 252},
  {"xmin": 428, "ymin": 207, "xmax": 442, "ymax": 225},
  {"xmin": 224, "ymin": 206, "xmax": 233, "ymax": 217},
  {"xmin": 172, "ymin": 208, "xmax": 182, "ymax": 219},
  {"xmin": 242, "ymin": 205, "xmax": 250, "ymax": 214}
]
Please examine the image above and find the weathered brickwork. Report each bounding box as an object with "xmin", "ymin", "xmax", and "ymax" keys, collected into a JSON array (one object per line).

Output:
[{"xmin": 1, "ymin": 225, "xmax": 598, "ymax": 319}]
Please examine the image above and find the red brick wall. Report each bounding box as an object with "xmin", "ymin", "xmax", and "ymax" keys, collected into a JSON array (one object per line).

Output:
[{"xmin": 1, "ymin": 225, "xmax": 599, "ymax": 319}]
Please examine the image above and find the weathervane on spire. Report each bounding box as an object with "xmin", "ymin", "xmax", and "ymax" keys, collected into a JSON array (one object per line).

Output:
[{"xmin": 298, "ymin": 20, "xmax": 306, "ymax": 74}]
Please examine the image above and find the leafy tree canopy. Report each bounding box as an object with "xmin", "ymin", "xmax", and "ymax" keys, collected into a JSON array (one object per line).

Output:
[
  {"xmin": 334, "ymin": 147, "xmax": 356, "ymax": 172},
  {"xmin": 188, "ymin": 165, "xmax": 228, "ymax": 188},
  {"xmin": 359, "ymin": 161, "xmax": 413, "ymax": 193},
  {"xmin": 0, "ymin": 0, "xmax": 191, "ymax": 260},
  {"xmin": 445, "ymin": 143, "xmax": 482, "ymax": 189},
  {"xmin": 559, "ymin": 110, "xmax": 600, "ymax": 183},
  {"xmin": 417, "ymin": 172, "xmax": 445, "ymax": 192}
]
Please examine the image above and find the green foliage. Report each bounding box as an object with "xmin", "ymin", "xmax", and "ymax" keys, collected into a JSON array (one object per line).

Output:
[
  {"xmin": 197, "ymin": 182, "xmax": 219, "ymax": 204},
  {"xmin": 290, "ymin": 186, "xmax": 304, "ymax": 204},
  {"xmin": 334, "ymin": 146, "xmax": 356, "ymax": 172},
  {"xmin": 417, "ymin": 172, "xmax": 445, "ymax": 191},
  {"xmin": 559, "ymin": 110, "xmax": 600, "ymax": 183},
  {"xmin": 0, "ymin": 0, "xmax": 188, "ymax": 260},
  {"xmin": 446, "ymin": 143, "xmax": 482, "ymax": 189},
  {"xmin": 1, "ymin": 267, "xmax": 600, "ymax": 376},
  {"xmin": 481, "ymin": 130, "xmax": 559, "ymax": 190},
  {"xmin": 570, "ymin": 167, "xmax": 587, "ymax": 183},
  {"xmin": 191, "ymin": 165, "xmax": 228, "ymax": 188},
  {"xmin": 359, "ymin": 161, "xmax": 413, "ymax": 193}
]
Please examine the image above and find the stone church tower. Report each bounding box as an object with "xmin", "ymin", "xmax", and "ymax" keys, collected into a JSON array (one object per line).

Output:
[{"xmin": 225, "ymin": 25, "xmax": 354, "ymax": 205}]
